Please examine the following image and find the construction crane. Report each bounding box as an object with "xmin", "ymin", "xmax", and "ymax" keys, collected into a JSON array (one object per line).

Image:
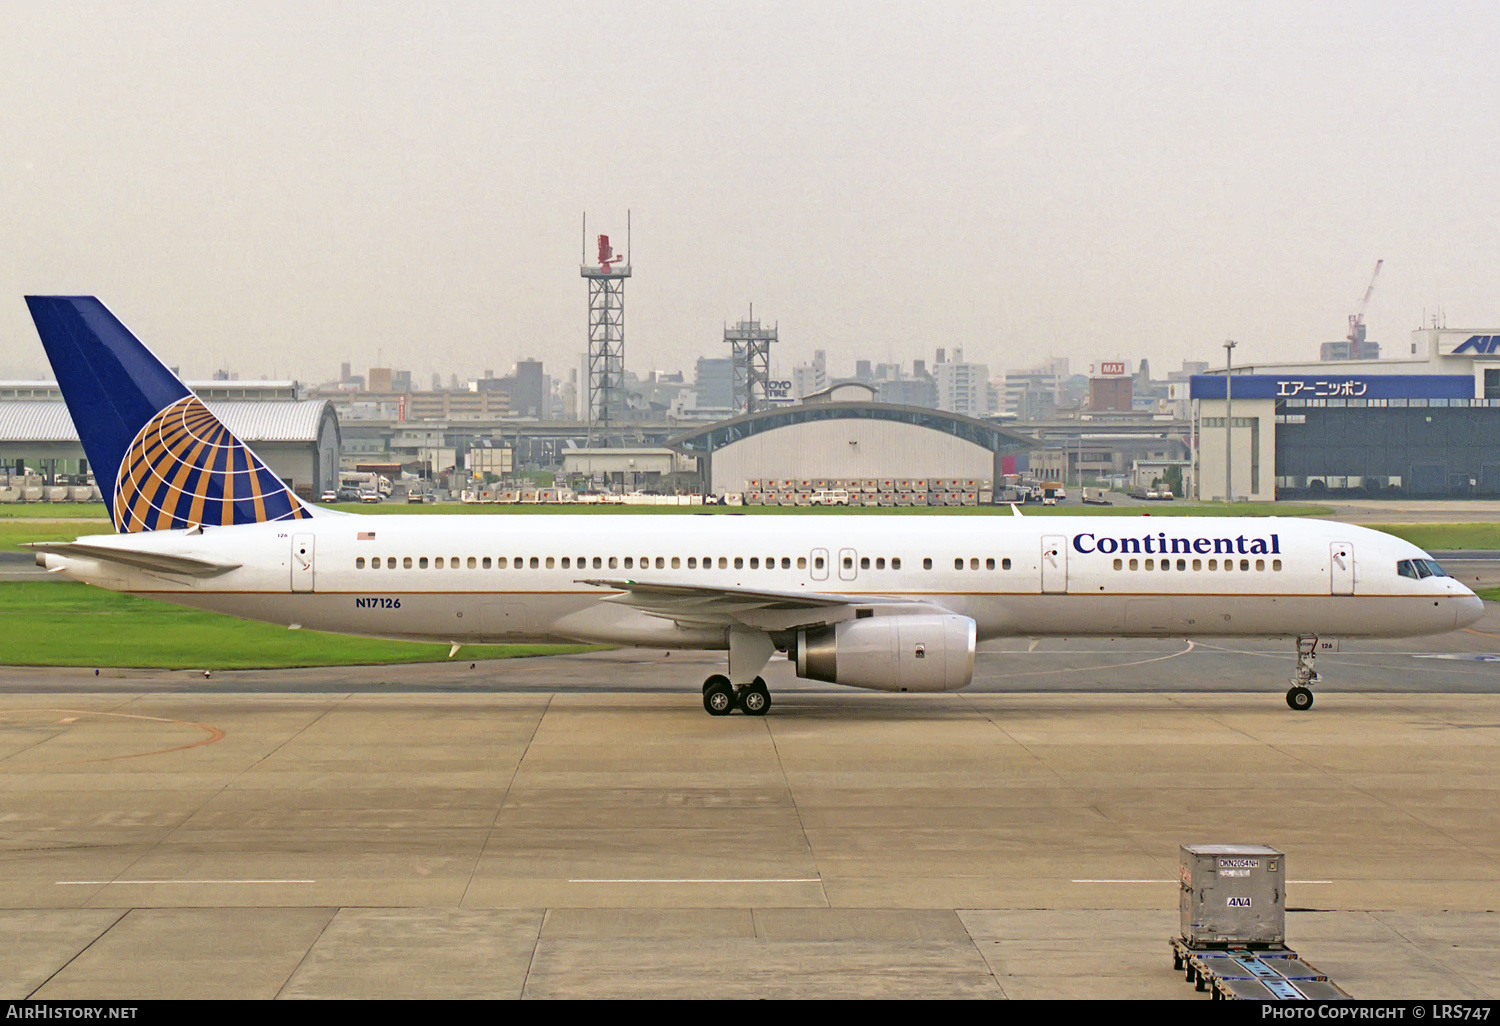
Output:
[{"xmin": 1347, "ymin": 259, "xmax": 1383, "ymax": 344}]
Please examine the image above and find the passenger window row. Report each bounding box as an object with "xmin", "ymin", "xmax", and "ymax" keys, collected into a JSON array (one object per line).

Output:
[
  {"xmin": 952, "ymin": 557, "xmax": 1012, "ymax": 570},
  {"xmin": 1110, "ymin": 557, "xmax": 1282, "ymax": 572},
  {"xmin": 844, "ymin": 556, "xmax": 904, "ymax": 570},
  {"xmin": 912, "ymin": 557, "xmax": 1013, "ymax": 570},
  {"xmin": 353, "ymin": 553, "xmax": 1026, "ymax": 573},
  {"xmin": 354, "ymin": 554, "xmax": 834, "ymax": 571}
]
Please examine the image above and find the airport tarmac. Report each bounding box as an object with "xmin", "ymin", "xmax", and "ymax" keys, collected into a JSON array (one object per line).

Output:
[{"xmin": 3, "ymin": 608, "xmax": 1499, "ymax": 999}]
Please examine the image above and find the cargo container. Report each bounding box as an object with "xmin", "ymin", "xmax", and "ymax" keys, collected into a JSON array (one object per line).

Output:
[{"xmin": 1179, "ymin": 844, "xmax": 1286, "ymax": 948}]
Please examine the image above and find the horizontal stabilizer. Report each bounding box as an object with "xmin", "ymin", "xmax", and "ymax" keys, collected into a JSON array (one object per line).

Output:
[{"xmin": 28, "ymin": 541, "xmax": 242, "ymax": 578}]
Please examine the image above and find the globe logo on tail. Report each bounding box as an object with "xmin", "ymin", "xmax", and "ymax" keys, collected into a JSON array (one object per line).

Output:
[{"xmin": 114, "ymin": 396, "xmax": 310, "ymax": 532}]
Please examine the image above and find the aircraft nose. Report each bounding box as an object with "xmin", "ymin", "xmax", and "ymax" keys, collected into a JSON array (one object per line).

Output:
[{"xmin": 1455, "ymin": 591, "xmax": 1485, "ymax": 629}]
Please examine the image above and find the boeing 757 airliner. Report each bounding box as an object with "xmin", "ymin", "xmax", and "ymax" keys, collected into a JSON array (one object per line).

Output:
[{"xmin": 24, "ymin": 297, "xmax": 1484, "ymax": 715}]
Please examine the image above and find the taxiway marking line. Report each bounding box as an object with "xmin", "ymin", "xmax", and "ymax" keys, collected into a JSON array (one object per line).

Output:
[
  {"xmin": 58, "ymin": 879, "xmax": 315, "ymax": 885},
  {"xmin": 18, "ymin": 707, "xmax": 226, "ymax": 767},
  {"xmin": 987, "ymin": 640, "xmax": 1196, "ymax": 680},
  {"xmin": 568, "ymin": 877, "xmax": 822, "ymax": 884}
]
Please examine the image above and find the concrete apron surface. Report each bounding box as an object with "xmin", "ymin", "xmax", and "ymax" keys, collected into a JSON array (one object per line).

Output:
[{"xmin": 1, "ymin": 689, "xmax": 1497, "ymax": 999}]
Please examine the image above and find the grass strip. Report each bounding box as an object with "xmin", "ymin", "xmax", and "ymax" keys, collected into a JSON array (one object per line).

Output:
[
  {"xmin": 1363, "ymin": 524, "xmax": 1500, "ymax": 551},
  {"xmin": 0, "ymin": 503, "xmax": 110, "ymax": 519},
  {"xmin": 0, "ymin": 581, "xmax": 593, "ymax": 669}
]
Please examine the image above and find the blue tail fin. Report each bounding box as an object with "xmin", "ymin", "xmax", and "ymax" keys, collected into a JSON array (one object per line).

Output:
[{"xmin": 25, "ymin": 296, "xmax": 312, "ymax": 533}]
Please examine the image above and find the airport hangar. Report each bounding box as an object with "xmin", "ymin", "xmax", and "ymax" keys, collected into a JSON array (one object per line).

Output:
[
  {"xmin": 1191, "ymin": 324, "xmax": 1500, "ymax": 500},
  {"xmin": 667, "ymin": 397, "xmax": 1035, "ymax": 495},
  {"xmin": 0, "ymin": 382, "xmax": 342, "ymax": 500}
]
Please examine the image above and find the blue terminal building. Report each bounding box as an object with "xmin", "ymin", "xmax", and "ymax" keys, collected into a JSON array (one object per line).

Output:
[{"xmin": 1190, "ymin": 331, "xmax": 1500, "ymax": 500}]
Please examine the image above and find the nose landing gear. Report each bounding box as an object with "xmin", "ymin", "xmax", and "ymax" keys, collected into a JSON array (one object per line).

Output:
[{"xmin": 1287, "ymin": 635, "xmax": 1320, "ymax": 710}]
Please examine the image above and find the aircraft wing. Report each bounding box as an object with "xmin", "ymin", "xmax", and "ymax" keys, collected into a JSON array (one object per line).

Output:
[
  {"xmin": 576, "ymin": 578, "xmax": 914, "ymax": 631},
  {"xmin": 28, "ymin": 541, "xmax": 242, "ymax": 578}
]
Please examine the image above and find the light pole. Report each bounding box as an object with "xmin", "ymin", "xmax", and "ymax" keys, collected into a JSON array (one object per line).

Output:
[{"xmin": 1223, "ymin": 339, "xmax": 1237, "ymax": 502}]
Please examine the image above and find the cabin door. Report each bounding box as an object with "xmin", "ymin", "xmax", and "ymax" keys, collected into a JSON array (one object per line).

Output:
[
  {"xmin": 1330, "ymin": 541, "xmax": 1354, "ymax": 596},
  {"xmin": 291, "ymin": 534, "xmax": 315, "ymax": 593},
  {"xmin": 1041, "ymin": 535, "xmax": 1067, "ymax": 594}
]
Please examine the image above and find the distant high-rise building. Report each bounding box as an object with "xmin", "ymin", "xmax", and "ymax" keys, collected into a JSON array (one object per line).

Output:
[
  {"xmin": 513, "ymin": 359, "xmax": 546, "ymax": 418},
  {"xmin": 369, "ymin": 367, "xmax": 394, "ymax": 392},
  {"xmin": 1003, "ymin": 364, "xmax": 1061, "ymax": 421},
  {"xmin": 1168, "ymin": 360, "xmax": 1209, "ymax": 381},
  {"xmin": 1090, "ymin": 376, "xmax": 1133, "ymax": 412},
  {"xmin": 694, "ymin": 357, "xmax": 735, "ymax": 412},
  {"xmin": 877, "ymin": 377, "xmax": 937, "ymax": 407},
  {"xmin": 791, "ymin": 363, "xmax": 827, "ymax": 399},
  {"xmin": 1320, "ymin": 339, "xmax": 1381, "ymax": 360},
  {"xmin": 936, "ymin": 359, "xmax": 994, "ymax": 417},
  {"xmin": 791, "ymin": 350, "xmax": 829, "ymax": 398}
]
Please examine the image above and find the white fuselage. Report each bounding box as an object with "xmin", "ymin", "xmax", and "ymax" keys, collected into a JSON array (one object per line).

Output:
[{"xmin": 42, "ymin": 513, "xmax": 1483, "ymax": 647}]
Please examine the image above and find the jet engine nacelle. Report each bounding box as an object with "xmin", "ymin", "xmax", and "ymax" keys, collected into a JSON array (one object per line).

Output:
[{"xmin": 796, "ymin": 613, "xmax": 976, "ymax": 692}]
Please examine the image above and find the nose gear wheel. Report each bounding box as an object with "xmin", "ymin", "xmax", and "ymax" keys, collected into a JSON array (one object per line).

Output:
[{"xmin": 1286, "ymin": 635, "xmax": 1320, "ymax": 712}]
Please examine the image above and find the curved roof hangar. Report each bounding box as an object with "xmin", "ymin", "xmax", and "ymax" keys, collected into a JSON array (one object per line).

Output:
[{"xmin": 667, "ymin": 402, "xmax": 1033, "ymax": 493}]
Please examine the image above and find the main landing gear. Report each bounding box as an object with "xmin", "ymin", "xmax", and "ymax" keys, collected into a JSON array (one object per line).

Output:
[
  {"xmin": 702, "ymin": 628, "xmax": 778, "ymax": 716},
  {"xmin": 702, "ymin": 675, "xmax": 771, "ymax": 716},
  {"xmin": 1287, "ymin": 635, "xmax": 1319, "ymax": 711}
]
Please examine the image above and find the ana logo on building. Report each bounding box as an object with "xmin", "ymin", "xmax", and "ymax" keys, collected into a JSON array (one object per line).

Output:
[{"xmin": 1452, "ymin": 335, "xmax": 1500, "ymax": 354}]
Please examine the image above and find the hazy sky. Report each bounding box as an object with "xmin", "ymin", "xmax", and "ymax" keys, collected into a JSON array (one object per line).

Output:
[{"xmin": 3, "ymin": 2, "xmax": 1497, "ymax": 384}]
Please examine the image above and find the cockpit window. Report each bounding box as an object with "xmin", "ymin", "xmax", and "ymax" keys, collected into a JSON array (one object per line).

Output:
[
  {"xmin": 1397, "ymin": 560, "xmax": 1418, "ymax": 579},
  {"xmin": 1399, "ymin": 558, "xmax": 1448, "ymax": 579},
  {"xmin": 1422, "ymin": 559, "xmax": 1448, "ymax": 578}
]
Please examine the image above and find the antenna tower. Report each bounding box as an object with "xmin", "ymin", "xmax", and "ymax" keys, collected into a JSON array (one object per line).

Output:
[
  {"xmin": 581, "ymin": 212, "xmax": 631, "ymax": 440},
  {"xmin": 725, "ymin": 304, "xmax": 776, "ymax": 414}
]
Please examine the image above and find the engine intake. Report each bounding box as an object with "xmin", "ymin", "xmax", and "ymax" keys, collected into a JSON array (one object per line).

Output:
[{"xmin": 796, "ymin": 613, "xmax": 976, "ymax": 692}]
